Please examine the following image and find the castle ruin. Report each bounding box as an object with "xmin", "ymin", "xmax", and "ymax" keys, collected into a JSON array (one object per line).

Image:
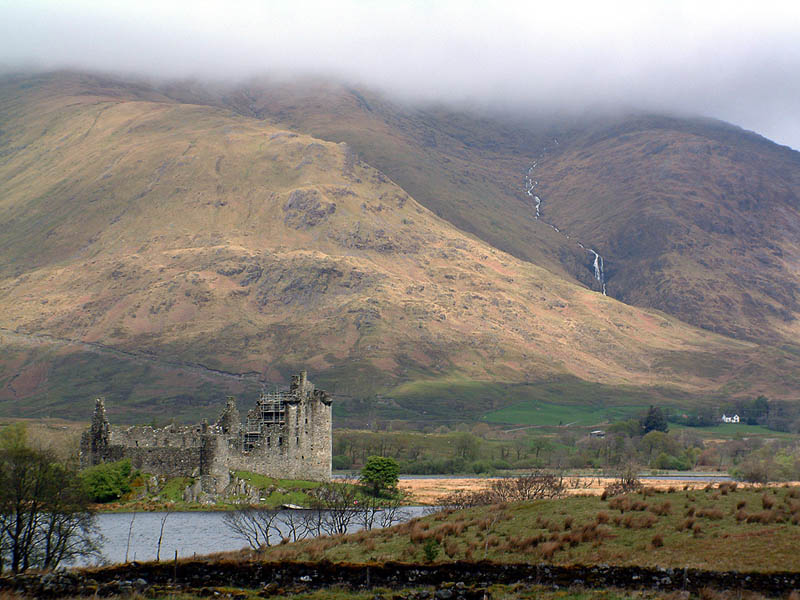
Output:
[{"xmin": 80, "ymin": 371, "xmax": 332, "ymax": 493}]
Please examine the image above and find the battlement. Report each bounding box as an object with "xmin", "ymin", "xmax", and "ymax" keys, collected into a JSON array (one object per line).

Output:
[{"xmin": 79, "ymin": 372, "xmax": 332, "ymax": 493}]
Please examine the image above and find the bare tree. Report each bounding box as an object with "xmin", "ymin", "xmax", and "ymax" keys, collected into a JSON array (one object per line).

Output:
[
  {"xmin": 310, "ymin": 481, "xmax": 359, "ymax": 535},
  {"xmin": 438, "ymin": 471, "xmax": 571, "ymax": 508},
  {"xmin": 279, "ymin": 510, "xmax": 312, "ymax": 543},
  {"xmin": 124, "ymin": 512, "xmax": 136, "ymax": 563},
  {"xmin": 353, "ymin": 493, "xmax": 409, "ymax": 531},
  {"xmin": 222, "ymin": 507, "xmax": 281, "ymax": 549},
  {"xmin": 155, "ymin": 506, "xmax": 173, "ymax": 561},
  {"xmin": 602, "ymin": 462, "xmax": 642, "ymax": 498}
]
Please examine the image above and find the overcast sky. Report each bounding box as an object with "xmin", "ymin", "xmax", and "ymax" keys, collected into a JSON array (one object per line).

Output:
[{"xmin": 2, "ymin": 0, "xmax": 800, "ymax": 149}]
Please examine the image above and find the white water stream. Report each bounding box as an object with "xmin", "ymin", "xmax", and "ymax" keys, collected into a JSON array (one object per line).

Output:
[{"xmin": 525, "ymin": 143, "xmax": 607, "ymax": 295}]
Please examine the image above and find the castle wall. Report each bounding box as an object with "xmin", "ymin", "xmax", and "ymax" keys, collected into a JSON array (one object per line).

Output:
[
  {"xmin": 112, "ymin": 425, "xmax": 205, "ymax": 449},
  {"xmin": 222, "ymin": 391, "xmax": 332, "ymax": 482},
  {"xmin": 80, "ymin": 372, "xmax": 332, "ymax": 495},
  {"xmin": 116, "ymin": 446, "xmax": 203, "ymax": 480}
]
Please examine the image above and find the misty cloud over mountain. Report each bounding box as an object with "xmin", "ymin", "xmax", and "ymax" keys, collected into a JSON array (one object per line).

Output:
[{"xmin": 1, "ymin": 0, "xmax": 799, "ymax": 149}]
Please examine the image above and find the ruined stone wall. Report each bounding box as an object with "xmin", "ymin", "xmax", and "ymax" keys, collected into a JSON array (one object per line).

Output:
[
  {"xmin": 222, "ymin": 389, "xmax": 332, "ymax": 482},
  {"xmin": 79, "ymin": 371, "xmax": 332, "ymax": 493},
  {"xmin": 111, "ymin": 425, "xmax": 205, "ymax": 449},
  {"xmin": 115, "ymin": 446, "xmax": 203, "ymax": 480}
]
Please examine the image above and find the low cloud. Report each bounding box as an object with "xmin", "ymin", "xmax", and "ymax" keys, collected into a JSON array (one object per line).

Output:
[{"xmin": 2, "ymin": 0, "xmax": 799, "ymax": 149}]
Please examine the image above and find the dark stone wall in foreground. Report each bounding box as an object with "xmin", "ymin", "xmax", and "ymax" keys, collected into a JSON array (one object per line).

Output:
[{"xmin": 2, "ymin": 560, "xmax": 800, "ymax": 597}]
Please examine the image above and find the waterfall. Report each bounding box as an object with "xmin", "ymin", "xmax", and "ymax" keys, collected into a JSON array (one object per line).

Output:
[
  {"xmin": 588, "ymin": 250, "xmax": 607, "ymax": 295},
  {"xmin": 525, "ymin": 154, "xmax": 607, "ymax": 296}
]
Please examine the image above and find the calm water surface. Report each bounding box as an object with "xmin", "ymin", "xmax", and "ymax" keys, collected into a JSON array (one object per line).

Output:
[{"xmin": 88, "ymin": 507, "xmax": 429, "ymax": 565}]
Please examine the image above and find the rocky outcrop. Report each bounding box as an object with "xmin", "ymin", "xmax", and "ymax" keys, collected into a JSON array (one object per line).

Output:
[{"xmin": 283, "ymin": 189, "xmax": 336, "ymax": 229}]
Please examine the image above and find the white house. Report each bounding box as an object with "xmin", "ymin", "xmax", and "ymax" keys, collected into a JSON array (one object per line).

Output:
[{"xmin": 721, "ymin": 414, "xmax": 740, "ymax": 424}]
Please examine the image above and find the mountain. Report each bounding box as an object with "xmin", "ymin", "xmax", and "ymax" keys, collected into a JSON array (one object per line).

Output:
[
  {"xmin": 531, "ymin": 115, "xmax": 800, "ymax": 344},
  {"xmin": 0, "ymin": 72, "xmax": 797, "ymax": 424},
  {"xmin": 201, "ymin": 80, "xmax": 800, "ymax": 347}
]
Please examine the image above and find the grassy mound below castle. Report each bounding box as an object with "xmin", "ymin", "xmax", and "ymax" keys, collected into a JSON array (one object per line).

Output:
[{"xmin": 80, "ymin": 459, "xmax": 329, "ymax": 511}]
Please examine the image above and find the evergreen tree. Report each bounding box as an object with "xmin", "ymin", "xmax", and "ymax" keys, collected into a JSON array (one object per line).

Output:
[{"xmin": 640, "ymin": 405, "xmax": 669, "ymax": 434}]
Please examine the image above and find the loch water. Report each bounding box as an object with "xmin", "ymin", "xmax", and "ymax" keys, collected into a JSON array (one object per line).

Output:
[{"xmin": 85, "ymin": 507, "xmax": 429, "ymax": 565}]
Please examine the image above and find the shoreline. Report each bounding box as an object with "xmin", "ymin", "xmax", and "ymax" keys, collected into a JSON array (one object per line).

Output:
[{"xmin": 91, "ymin": 471, "xmax": 749, "ymax": 512}]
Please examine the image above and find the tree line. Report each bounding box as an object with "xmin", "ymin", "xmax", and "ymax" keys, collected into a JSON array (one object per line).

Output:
[{"xmin": 0, "ymin": 424, "xmax": 101, "ymax": 573}]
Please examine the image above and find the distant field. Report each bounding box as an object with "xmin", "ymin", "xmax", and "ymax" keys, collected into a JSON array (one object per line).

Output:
[
  {"xmin": 484, "ymin": 399, "xmax": 647, "ymax": 426},
  {"xmin": 668, "ymin": 422, "xmax": 788, "ymax": 438},
  {"xmin": 392, "ymin": 375, "xmax": 693, "ymax": 425}
]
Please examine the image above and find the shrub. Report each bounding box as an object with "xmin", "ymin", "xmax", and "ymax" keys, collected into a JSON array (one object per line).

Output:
[
  {"xmin": 80, "ymin": 459, "xmax": 134, "ymax": 503},
  {"xmin": 540, "ymin": 541, "xmax": 561, "ymax": 560},
  {"xmin": 596, "ymin": 511, "xmax": 610, "ymax": 524},
  {"xmin": 762, "ymin": 494, "xmax": 775, "ymax": 510},
  {"xmin": 609, "ymin": 497, "xmax": 631, "ymax": 513},
  {"xmin": 422, "ymin": 538, "xmax": 440, "ymax": 562},
  {"xmin": 696, "ymin": 507, "xmax": 724, "ymax": 520},
  {"xmin": 623, "ymin": 513, "xmax": 656, "ymax": 529},
  {"xmin": 471, "ymin": 460, "xmax": 491, "ymax": 474},
  {"xmin": 746, "ymin": 510, "xmax": 777, "ymax": 524},
  {"xmin": 409, "ymin": 523, "xmax": 429, "ymax": 543},
  {"xmin": 651, "ymin": 534, "xmax": 664, "ymax": 548},
  {"xmin": 650, "ymin": 501, "xmax": 672, "ymax": 516}
]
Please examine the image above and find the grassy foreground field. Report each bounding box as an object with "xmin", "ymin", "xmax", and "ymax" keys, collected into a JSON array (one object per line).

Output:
[{"xmin": 257, "ymin": 485, "xmax": 800, "ymax": 572}]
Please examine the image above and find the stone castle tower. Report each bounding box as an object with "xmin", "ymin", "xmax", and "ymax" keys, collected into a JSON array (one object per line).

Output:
[{"xmin": 79, "ymin": 371, "xmax": 332, "ymax": 493}]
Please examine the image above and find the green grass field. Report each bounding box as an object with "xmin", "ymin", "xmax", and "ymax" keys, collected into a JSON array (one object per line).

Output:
[
  {"xmin": 667, "ymin": 422, "xmax": 786, "ymax": 438},
  {"xmin": 392, "ymin": 375, "xmax": 695, "ymax": 426},
  {"xmin": 484, "ymin": 399, "xmax": 648, "ymax": 427}
]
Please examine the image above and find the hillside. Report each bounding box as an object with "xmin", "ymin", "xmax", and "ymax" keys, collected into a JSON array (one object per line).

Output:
[
  {"xmin": 259, "ymin": 485, "xmax": 800, "ymax": 572},
  {"xmin": 0, "ymin": 72, "xmax": 797, "ymax": 423},
  {"xmin": 197, "ymin": 81, "xmax": 800, "ymax": 347},
  {"xmin": 534, "ymin": 116, "xmax": 800, "ymax": 344}
]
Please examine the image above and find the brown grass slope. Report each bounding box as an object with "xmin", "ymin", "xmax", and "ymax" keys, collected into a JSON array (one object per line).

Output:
[
  {"xmin": 161, "ymin": 76, "xmax": 586, "ymax": 282},
  {"xmin": 192, "ymin": 82, "xmax": 800, "ymax": 348},
  {"xmin": 0, "ymin": 72, "xmax": 796, "ymax": 419}
]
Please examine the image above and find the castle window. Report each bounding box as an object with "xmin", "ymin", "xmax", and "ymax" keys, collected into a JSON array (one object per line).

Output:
[
  {"xmin": 278, "ymin": 436, "xmax": 283, "ymax": 446},
  {"xmin": 267, "ymin": 436, "xmax": 270, "ymax": 447},
  {"xmin": 296, "ymin": 437, "xmax": 299, "ymax": 445},
  {"xmin": 243, "ymin": 431, "xmax": 260, "ymax": 452}
]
